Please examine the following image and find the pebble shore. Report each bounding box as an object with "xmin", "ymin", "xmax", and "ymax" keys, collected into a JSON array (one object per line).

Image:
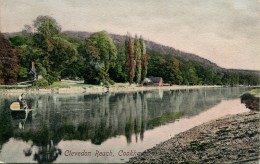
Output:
[{"xmin": 129, "ymin": 111, "xmax": 260, "ymax": 163}]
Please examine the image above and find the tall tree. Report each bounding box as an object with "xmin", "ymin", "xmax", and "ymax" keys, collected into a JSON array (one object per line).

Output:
[
  {"xmin": 9, "ymin": 32, "xmax": 36, "ymax": 80},
  {"xmin": 181, "ymin": 62, "xmax": 199, "ymax": 85},
  {"xmin": 40, "ymin": 36, "xmax": 77, "ymax": 83},
  {"xmin": 32, "ymin": 15, "xmax": 77, "ymax": 84},
  {"xmin": 83, "ymin": 31, "xmax": 117, "ymax": 84},
  {"xmin": 134, "ymin": 35, "xmax": 142, "ymax": 84},
  {"xmin": 33, "ymin": 15, "xmax": 61, "ymax": 37},
  {"xmin": 140, "ymin": 36, "xmax": 148, "ymax": 81},
  {"xmin": 126, "ymin": 33, "xmax": 135, "ymax": 85},
  {"xmin": 0, "ymin": 33, "xmax": 19, "ymax": 85},
  {"xmin": 108, "ymin": 43, "xmax": 128, "ymax": 82},
  {"xmin": 165, "ymin": 56, "xmax": 183, "ymax": 84}
]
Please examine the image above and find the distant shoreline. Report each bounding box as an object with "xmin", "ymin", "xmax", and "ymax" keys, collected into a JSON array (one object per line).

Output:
[{"xmin": 0, "ymin": 85, "xmax": 222, "ymax": 95}]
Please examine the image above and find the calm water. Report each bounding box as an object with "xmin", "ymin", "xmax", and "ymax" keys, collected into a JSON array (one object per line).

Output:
[{"xmin": 0, "ymin": 87, "xmax": 250, "ymax": 163}]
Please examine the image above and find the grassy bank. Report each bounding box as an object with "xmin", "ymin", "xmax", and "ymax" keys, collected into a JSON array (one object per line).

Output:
[
  {"xmin": 0, "ymin": 85, "xmax": 29, "ymax": 89},
  {"xmin": 49, "ymin": 81, "xmax": 96, "ymax": 88},
  {"xmin": 249, "ymin": 87, "xmax": 260, "ymax": 95}
]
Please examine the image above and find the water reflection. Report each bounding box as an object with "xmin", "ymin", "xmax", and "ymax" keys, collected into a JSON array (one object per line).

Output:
[{"xmin": 0, "ymin": 87, "xmax": 250, "ymax": 163}]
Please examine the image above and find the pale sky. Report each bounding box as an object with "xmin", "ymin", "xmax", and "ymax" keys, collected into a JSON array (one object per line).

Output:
[{"xmin": 1, "ymin": 0, "xmax": 260, "ymax": 70}]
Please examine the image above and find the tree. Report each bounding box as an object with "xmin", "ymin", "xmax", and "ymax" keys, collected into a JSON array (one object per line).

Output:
[
  {"xmin": 33, "ymin": 15, "xmax": 61, "ymax": 37},
  {"xmin": 147, "ymin": 50, "xmax": 166, "ymax": 79},
  {"xmin": 165, "ymin": 56, "xmax": 183, "ymax": 84},
  {"xmin": 0, "ymin": 33, "xmax": 19, "ymax": 84},
  {"xmin": 126, "ymin": 33, "xmax": 135, "ymax": 85},
  {"xmin": 108, "ymin": 43, "xmax": 128, "ymax": 82},
  {"xmin": 9, "ymin": 16, "xmax": 80, "ymax": 84},
  {"xmin": 230, "ymin": 73, "xmax": 239, "ymax": 86},
  {"xmin": 134, "ymin": 35, "xmax": 142, "ymax": 83},
  {"xmin": 83, "ymin": 31, "xmax": 117, "ymax": 84},
  {"xmin": 31, "ymin": 16, "xmax": 77, "ymax": 84},
  {"xmin": 40, "ymin": 36, "xmax": 77, "ymax": 83},
  {"xmin": 140, "ymin": 36, "xmax": 148, "ymax": 81},
  {"xmin": 9, "ymin": 33, "xmax": 38, "ymax": 81},
  {"xmin": 181, "ymin": 62, "xmax": 199, "ymax": 85}
]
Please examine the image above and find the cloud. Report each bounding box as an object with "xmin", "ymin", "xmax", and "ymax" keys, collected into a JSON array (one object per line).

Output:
[{"xmin": 0, "ymin": 0, "xmax": 259, "ymax": 70}]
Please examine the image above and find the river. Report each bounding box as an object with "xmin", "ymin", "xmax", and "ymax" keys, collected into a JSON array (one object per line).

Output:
[{"xmin": 0, "ymin": 87, "xmax": 251, "ymax": 163}]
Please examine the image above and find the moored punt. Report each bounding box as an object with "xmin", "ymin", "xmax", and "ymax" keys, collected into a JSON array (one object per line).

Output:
[
  {"xmin": 10, "ymin": 102, "xmax": 23, "ymax": 111},
  {"xmin": 11, "ymin": 110, "xmax": 32, "ymax": 120},
  {"xmin": 10, "ymin": 101, "xmax": 32, "ymax": 119}
]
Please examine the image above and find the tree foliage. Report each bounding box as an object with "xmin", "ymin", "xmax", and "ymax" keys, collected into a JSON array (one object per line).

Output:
[
  {"xmin": 5, "ymin": 15, "xmax": 259, "ymax": 87},
  {"xmin": 108, "ymin": 43, "xmax": 128, "ymax": 82},
  {"xmin": 140, "ymin": 36, "xmax": 148, "ymax": 81},
  {"xmin": 33, "ymin": 15, "xmax": 61, "ymax": 37},
  {"xmin": 165, "ymin": 56, "xmax": 183, "ymax": 84},
  {"xmin": 10, "ymin": 15, "xmax": 78, "ymax": 84},
  {"xmin": 146, "ymin": 49, "xmax": 260, "ymax": 86},
  {"xmin": 82, "ymin": 31, "xmax": 117, "ymax": 84},
  {"xmin": 32, "ymin": 16, "xmax": 77, "ymax": 83},
  {"xmin": 134, "ymin": 35, "xmax": 142, "ymax": 83},
  {"xmin": 0, "ymin": 33, "xmax": 19, "ymax": 84},
  {"xmin": 126, "ymin": 33, "xmax": 135, "ymax": 84}
]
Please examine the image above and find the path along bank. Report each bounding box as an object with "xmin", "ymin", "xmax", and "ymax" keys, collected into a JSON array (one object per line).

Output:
[{"xmin": 0, "ymin": 85, "xmax": 220, "ymax": 95}]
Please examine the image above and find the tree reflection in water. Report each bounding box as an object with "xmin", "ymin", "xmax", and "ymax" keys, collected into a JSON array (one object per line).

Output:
[
  {"xmin": 0, "ymin": 87, "xmax": 250, "ymax": 163},
  {"xmin": 33, "ymin": 140, "xmax": 61, "ymax": 164}
]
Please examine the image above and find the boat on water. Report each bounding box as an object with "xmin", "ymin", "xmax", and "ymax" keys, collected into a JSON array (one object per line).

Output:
[
  {"xmin": 10, "ymin": 94, "xmax": 32, "ymax": 120},
  {"xmin": 10, "ymin": 102, "xmax": 27, "ymax": 111},
  {"xmin": 10, "ymin": 102, "xmax": 32, "ymax": 120},
  {"xmin": 10, "ymin": 93, "xmax": 31, "ymax": 111}
]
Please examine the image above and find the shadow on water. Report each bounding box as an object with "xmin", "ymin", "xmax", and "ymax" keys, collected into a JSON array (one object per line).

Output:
[{"xmin": 0, "ymin": 87, "xmax": 251, "ymax": 163}]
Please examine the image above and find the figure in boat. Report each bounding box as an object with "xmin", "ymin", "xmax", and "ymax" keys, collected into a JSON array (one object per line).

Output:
[
  {"xmin": 10, "ymin": 93, "xmax": 32, "ymax": 128},
  {"xmin": 19, "ymin": 93, "xmax": 29, "ymax": 110},
  {"xmin": 10, "ymin": 93, "xmax": 30, "ymax": 111}
]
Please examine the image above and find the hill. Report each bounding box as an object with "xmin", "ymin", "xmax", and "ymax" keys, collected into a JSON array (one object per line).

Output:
[
  {"xmin": 63, "ymin": 31, "xmax": 222, "ymax": 71},
  {"xmin": 5, "ymin": 31, "xmax": 259, "ymax": 73},
  {"xmin": 3, "ymin": 31, "xmax": 260, "ymax": 85}
]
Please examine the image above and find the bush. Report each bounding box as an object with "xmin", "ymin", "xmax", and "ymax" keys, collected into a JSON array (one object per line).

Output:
[
  {"xmin": 44, "ymin": 74, "xmax": 60, "ymax": 85},
  {"xmin": 18, "ymin": 67, "xmax": 28, "ymax": 79},
  {"xmin": 34, "ymin": 78, "xmax": 49, "ymax": 88}
]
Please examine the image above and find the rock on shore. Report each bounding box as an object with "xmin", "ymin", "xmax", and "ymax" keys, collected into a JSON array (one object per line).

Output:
[
  {"xmin": 241, "ymin": 93, "xmax": 260, "ymax": 111},
  {"xmin": 129, "ymin": 111, "xmax": 260, "ymax": 163}
]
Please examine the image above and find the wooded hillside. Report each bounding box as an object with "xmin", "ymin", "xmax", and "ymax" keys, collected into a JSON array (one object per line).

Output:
[{"xmin": 2, "ymin": 15, "xmax": 259, "ymax": 86}]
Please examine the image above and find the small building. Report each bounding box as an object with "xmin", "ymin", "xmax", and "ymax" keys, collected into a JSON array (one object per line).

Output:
[{"xmin": 142, "ymin": 77, "xmax": 164, "ymax": 86}]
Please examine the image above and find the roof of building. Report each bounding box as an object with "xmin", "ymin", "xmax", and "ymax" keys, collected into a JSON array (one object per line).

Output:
[{"xmin": 148, "ymin": 77, "xmax": 163, "ymax": 83}]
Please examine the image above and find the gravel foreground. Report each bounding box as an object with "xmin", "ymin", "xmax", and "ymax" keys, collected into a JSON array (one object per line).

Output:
[{"xmin": 129, "ymin": 111, "xmax": 260, "ymax": 163}]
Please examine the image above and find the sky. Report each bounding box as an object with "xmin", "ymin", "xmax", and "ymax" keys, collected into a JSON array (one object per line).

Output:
[{"xmin": 1, "ymin": 0, "xmax": 260, "ymax": 70}]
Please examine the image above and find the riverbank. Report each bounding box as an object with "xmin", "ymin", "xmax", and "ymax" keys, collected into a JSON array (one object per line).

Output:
[
  {"xmin": 129, "ymin": 111, "xmax": 260, "ymax": 163},
  {"xmin": 0, "ymin": 84, "xmax": 221, "ymax": 95}
]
